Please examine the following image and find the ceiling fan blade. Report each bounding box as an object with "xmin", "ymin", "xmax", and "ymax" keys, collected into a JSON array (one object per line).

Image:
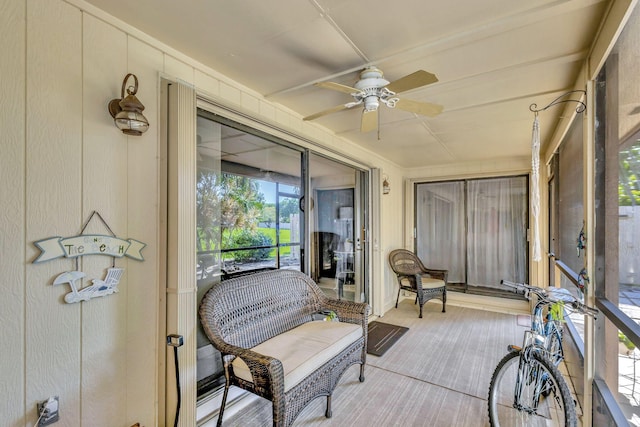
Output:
[
  {"xmin": 386, "ymin": 70, "xmax": 438, "ymax": 93},
  {"xmin": 315, "ymin": 81, "xmax": 360, "ymax": 94},
  {"xmin": 303, "ymin": 103, "xmax": 354, "ymax": 121},
  {"xmin": 361, "ymin": 109, "xmax": 378, "ymax": 133},
  {"xmin": 394, "ymin": 98, "xmax": 443, "ymax": 117}
]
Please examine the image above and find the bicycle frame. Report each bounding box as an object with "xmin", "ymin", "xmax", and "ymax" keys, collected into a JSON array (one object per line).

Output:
[
  {"xmin": 514, "ymin": 332, "xmax": 546, "ymax": 412},
  {"xmin": 531, "ymin": 295, "xmax": 564, "ymax": 366}
]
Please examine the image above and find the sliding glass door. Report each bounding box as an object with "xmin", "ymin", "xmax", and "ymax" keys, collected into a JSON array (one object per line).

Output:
[
  {"xmin": 309, "ymin": 153, "xmax": 369, "ymax": 303},
  {"xmin": 466, "ymin": 177, "xmax": 528, "ymax": 288},
  {"xmin": 195, "ymin": 111, "xmax": 304, "ymax": 397},
  {"xmin": 415, "ymin": 176, "xmax": 528, "ymax": 292},
  {"xmin": 415, "ymin": 181, "xmax": 465, "ymax": 283},
  {"xmin": 194, "ymin": 110, "xmax": 371, "ymax": 401}
]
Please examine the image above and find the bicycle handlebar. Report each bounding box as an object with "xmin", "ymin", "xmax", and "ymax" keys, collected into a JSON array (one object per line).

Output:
[
  {"xmin": 500, "ymin": 279, "xmax": 545, "ymax": 298},
  {"xmin": 571, "ymin": 300, "xmax": 599, "ymax": 316},
  {"xmin": 500, "ymin": 279, "xmax": 598, "ymax": 317}
]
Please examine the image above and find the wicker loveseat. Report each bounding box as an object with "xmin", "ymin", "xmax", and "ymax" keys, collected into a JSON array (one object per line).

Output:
[{"xmin": 199, "ymin": 269, "xmax": 369, "ymax": 427}]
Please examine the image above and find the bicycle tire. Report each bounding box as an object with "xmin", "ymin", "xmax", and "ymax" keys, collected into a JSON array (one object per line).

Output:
[{"xmin": 488, "ymin": 350, "xmax": 577, "ymax": 427}]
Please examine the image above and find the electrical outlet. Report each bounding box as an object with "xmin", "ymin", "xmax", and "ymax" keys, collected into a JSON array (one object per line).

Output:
[{"xmin": 37, "ymin": 396, "xmax": 59, "ymax": 426}]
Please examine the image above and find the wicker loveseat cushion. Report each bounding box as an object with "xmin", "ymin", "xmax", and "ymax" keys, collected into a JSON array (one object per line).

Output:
[
  {"xmin": 232, "ymin": 320, "xmax": 362, "ymax": 391},
  {"xmin": 400, "ymin": 276, "xmax": 445, "ymax": 289}
]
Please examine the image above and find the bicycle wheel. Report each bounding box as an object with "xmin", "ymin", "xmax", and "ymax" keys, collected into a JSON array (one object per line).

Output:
[{"xmin": 488, "ymin": 349, "xmax": 577, "ymax": 427}]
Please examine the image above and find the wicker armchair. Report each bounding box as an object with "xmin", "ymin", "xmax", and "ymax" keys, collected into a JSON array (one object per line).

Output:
[
  {"xmin": 388, "ymin": 249, "xmax": 448, "ymax": 318},
  {"xmin": 199, "ymin": 269, "xmax": 369, "ymax": 427}
]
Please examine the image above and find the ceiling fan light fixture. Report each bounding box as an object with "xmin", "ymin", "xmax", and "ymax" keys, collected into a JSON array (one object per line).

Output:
[
  {"xmin": 305, "ymin": 66, "xmax": 443, "ymax": 131},
  {"xmin": 354, "ymin": 67, "xmax": 389, "ymax": 94},
  {"xmin": 363, "ymin": 96, "xmax": 379, "ymax": 112}
]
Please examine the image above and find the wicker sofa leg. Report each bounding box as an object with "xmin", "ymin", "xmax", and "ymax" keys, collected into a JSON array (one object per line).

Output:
[
  {"xmin": 359, "ymin": 363, "xmax": 365, "ymax": 382},
  {"xmin": 442, "ymin": 290, "xmax": 447, "ymax": 313},
  {"xmin": 326, "ymin": 395, "xmax": 332, "ymax": 418},
  {"xmin": 216, "ymin": 374, "xmax": 231, "ymax": 427}
]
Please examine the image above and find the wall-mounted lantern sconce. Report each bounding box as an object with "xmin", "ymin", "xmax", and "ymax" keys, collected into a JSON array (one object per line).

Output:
[
  {"xmin": 108, "ymin": 73, "xmax": 149, "ymax": 136},
  {"xmin": 382, "ymin": 176, "xmax": 390, "ymax": 195}
]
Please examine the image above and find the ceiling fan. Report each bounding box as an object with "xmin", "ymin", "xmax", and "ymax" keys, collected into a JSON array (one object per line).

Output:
[{"xmin": 303, "ymin": 67, "xmax": 443, "ymax": 133}]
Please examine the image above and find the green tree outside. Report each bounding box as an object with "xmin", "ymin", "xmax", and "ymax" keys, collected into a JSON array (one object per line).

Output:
[
  {"xmin": 197, "ymin": 171, "xmax": 266, "ymax": 253},
  {"xmin": 197, "ymin": 171, "xmax": 299, "ymax": 262},
  {"xmin": 619, "ymin": 144, "xmax": 640, "ymax": 206}
]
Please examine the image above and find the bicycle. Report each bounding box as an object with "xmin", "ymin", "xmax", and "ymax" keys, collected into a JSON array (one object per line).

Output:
[{"xmin": 487, "ymin": 280, "xmax": 598, "ymax": 427}]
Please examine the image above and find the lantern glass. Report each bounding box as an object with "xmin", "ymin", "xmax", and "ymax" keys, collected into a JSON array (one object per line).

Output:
[{"xmin": 115, "ymin": 110, "xmax": 149, "ymax": 135}]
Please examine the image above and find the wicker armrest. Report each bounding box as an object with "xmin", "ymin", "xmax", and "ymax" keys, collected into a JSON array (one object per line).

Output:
[
  {"xmin": 322, "ymin": 298, "xmax": 369, "ymax": 327},
  {"xmin": 234, "ymin": 347, "xmax": 285, "ymax": 397},
  {"xmin": 421, "ymin": 268, "xmax": 448, "ymax": 280}
]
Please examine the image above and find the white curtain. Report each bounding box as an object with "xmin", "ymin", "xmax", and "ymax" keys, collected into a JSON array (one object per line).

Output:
[
  {"xmin": 416, "ymin": 177, "xmax": 528, "ymax": 289},
  {"xmin": 416, "ymin": 181, "xmax": 466, "ymax": 282},
  {"xmin": 466, "ymin": 177, "xmax": 528, "ymax": 288}
]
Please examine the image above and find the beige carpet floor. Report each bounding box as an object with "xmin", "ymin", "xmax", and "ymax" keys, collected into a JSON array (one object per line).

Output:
[{"xmin": 222, "ymin": 300, "xmax": 528, "ymax": 427}]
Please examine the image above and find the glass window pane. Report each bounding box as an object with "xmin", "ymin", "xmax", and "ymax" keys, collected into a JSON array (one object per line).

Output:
[
  {"xmin": 278, "ymin": 195, "xmax": 300, "ymax": 240},
  {"xmin": 196, "ymin": 115, "xmax": 224, "ymax": 397},
  {"xmin": 466, "ymin": 176, "xmax": 528, "ymax": 288},
  {"xmin": 308, "ymin": 151, "xmax": 366, "ymax": 304},
  {"xmin": 415, "ymin": 181, "xmax": 465, "ymax": 282},
  {"xmin": 280, "ymin": 245, "xmax": 300, "ymax": 271},
  {"xmin": 279, "ymin": 183, "xmax": 298, "ymax": 194},
  {"xmin": 257, "ymin": 180, "xmax": 276, "ymax": 229},
  {"xmin": 415, "ymin": 177, "xmax": 528, "ymax": 290},
  {"xmin": 195, "ymin": 112, "xmax": 304, "ymax": 398}
]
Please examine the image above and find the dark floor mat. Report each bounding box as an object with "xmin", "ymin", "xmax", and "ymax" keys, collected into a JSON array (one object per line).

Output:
[{"xmin": 367, "ymin": 321, "xmax": 409, "ymax": 356}]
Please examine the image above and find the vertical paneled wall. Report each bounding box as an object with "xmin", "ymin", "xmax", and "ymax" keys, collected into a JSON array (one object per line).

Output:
[
  {"xmin": 26, "ymin": 1, "xmax": 83, "ymax": 426},
  {"xmin": 0, "ymin": 0, "xmax": 26, "ymax": 423},
  {"xmin": 124, "ymin": 36, "xmax": 164, "ymax": 426},
  {"xmin": 1, "ymin": 0, "xmax": 166, "ymax": 425},
  {"xmin": 81, "ymin": 13, "xmax": 129, "ymax": 424},
  {"xmin": 0, "ymin": 0, "xmax": 400, "ymax": 425}
]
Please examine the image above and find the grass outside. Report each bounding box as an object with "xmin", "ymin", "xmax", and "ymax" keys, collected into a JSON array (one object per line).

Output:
[
  {"xmin": 197, "ymin": 226, "xmax": 294, "ymax": 259},
  {"xmin": 259, "ymin": 227, "xmax": 291, "ymax": 256}
]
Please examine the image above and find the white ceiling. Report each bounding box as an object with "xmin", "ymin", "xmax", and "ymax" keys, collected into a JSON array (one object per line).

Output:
[{"xmin": 86, "ymin": 0, "xmax": 609, "ymax": 168}]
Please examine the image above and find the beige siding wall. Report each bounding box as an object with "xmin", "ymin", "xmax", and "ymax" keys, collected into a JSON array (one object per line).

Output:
[
  {"xmin": 0, "ymin": 0, "xmax": 538, "ymax": 425},
  {"xmin": 1, "ymin": 0, "xmax": 26, "ymax": 424}
]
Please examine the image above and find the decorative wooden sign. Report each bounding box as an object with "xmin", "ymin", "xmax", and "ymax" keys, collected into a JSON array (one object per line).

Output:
[
  {"xmin": 34, "ymin": 234, "xmax": 145, "ymax": 263},
  {"xmin": 53, "ymin": 268, "xmax": 124, "ymax": 303},
  {"xmin": 33, "ymin": 211, "xmax": 146, "ymax": 304}
]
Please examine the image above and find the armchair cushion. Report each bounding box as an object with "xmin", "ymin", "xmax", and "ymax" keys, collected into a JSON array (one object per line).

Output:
[{"xmin": 400, "ymin": 276, "xmax": 445, "ymax": 289}]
